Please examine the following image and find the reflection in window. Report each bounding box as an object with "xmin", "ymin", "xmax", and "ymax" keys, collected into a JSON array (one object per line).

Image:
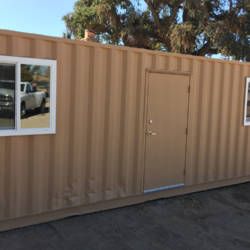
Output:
[
  {"xmin": 0, "ymin": 64, "xmax": 15, "ymax": 130},
  {"xmin": 21, "ymin": 65, "xmax": 50, "ymax": 129}
]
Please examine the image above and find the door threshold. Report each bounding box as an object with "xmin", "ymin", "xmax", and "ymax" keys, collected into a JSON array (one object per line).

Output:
[{"xmin": 143, "ymin": 183, "xmax": 184, "ymax": 194}]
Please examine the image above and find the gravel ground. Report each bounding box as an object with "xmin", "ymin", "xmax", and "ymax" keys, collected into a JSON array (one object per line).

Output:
[{"xmin": 1, "ymin": 182, "xmax": 250, "ymax": 250}]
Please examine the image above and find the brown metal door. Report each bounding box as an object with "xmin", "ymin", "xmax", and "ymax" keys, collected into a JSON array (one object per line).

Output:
[{"xmin": 144, "ymin": 73, "xmax": 190, "ymax": 193}]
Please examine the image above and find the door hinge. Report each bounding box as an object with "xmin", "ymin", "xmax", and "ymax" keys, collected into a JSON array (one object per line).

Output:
[
  {"xmin": 186, "ymin": 128, "xmax": 188, "ymax": 135},
  {"xmin": 188, "ymin": 86, "xmax": 191, "ymax": 93}
]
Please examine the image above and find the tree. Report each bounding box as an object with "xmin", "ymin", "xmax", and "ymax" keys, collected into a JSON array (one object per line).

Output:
[
  {"xmin": 62, "ymin": 0, "xmax": 250, "ymax": 61},
  {"xmin": 31, "ymin": 65, "xmax": 42, "ymax": 82},
  {"xmin": 21, "ymin": 66, "xmax": 33, "ymax": 82}
]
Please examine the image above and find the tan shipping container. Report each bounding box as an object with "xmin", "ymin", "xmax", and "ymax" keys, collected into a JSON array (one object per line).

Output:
[{"xmin": 0, "ymin": 29, "xmax": 250, "ymax": 231}]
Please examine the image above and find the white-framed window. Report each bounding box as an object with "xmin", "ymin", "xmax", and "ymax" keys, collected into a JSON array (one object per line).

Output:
[
  {"xmin": 244, "ymin": 77, "xmax": 250, "ymax": 126},
  {"xmin": 0, "ymin": 55, "xmax": 57, "ymax": 136}
]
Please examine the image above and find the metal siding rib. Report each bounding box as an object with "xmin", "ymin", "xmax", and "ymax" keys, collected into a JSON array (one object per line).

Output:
[
  {"xmin": 94, "ymin": 48, "xmax": 107, "ymax": 202},
  {"xmin": 193, "ymin": 60, "xmax": 202, "ymax": 184},
  {"xmin": 199, "ymin": 61, "xmax": 210, "ymax": 183},
  {"xmin": 0, "ymin": 35, "xmax": 8, "ymax": 55},
  {"xmin": 235, "ymin": 65, "xmax": 245, "ymax": 177},
  {"xmin": 107, "ymin": 49, "xmax": 121, "ymax": 199},
  {"xmin": 122, "ymin": 51, "xmax": 135, "ymax": 196},
  {"xmin": 67, "ymin": 44, "xmax": 78, "ymax": 208},
  {"xmin": 206, "ymin": 62, "xmax": 219, "ymax": 182},
  {"xmin": 117, "ymin": 51, "xmax": 128, "ymax": 197},
  {"xmin": 227, "ymin": 64, "xmax": 238, "ymax": 179},
  {"xmin": 101, "ymin": 49, "xmax": 112, "ymax": 200},
  {"xmin": 219, "ymin": 63, "xmax": 230, "ymax": 180}
]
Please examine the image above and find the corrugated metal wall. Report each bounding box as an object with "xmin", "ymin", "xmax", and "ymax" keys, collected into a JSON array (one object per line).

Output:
[
  {"xmin": 186, "ymin": 61, "xmax": 250, "ymax": 185},
  {"xmin": 0, "ymin": 30, "xmax": 250, "ymax": 222}
]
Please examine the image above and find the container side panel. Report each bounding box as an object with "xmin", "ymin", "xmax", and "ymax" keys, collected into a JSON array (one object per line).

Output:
[
  {"xmin": 47, "ymin": 42, "xmax": 61, "ymax": 211},
  {"xmin": 66, "ymin": 44, "xmax": 82, "ymax": 207},
  {"xmin": 117, "ymin": 51, "xmax": 130, "ymax": 197},
  {"xmin": 197, "ymin": 61, "xmax": 209, "ymax": 183},
  {"xmin": 75, "ymin": 45, "xmax": 90, "ymax": 205},
  {"xmin": 41, "ymin": 40, "xmax": 53, "ymax": 59},
  {"xmin": 120, "ymin": 51, "xmax": 136, "ymax": 196},
  {"xmin": 186, "ymin": 61, "xmax": 250, "ymax": 185},
  {"xmin": 111, "ymin": 50, "xmax": 124, "ymax": 198},
  {"xmin": 226, "ymin": 64, "xmax": 239, "ymax": 179},
  {"xmin": 168, "ymin": 57, "xmax": 177, "ymax": 71},
  {"xmin": 28, "ymin": 39, "xmax": 51, "ymax": 215},
  {"xmin": 185, "ymin": 59, "xmax": 196, "ymax": 185},
  {"xmin": 186, "ymin": 60, "xmax": 201, "ymax": 185},
  {"xmin": 0, "ymin": 35, "xmax": 8, "ymax": 55},
  {"xmin": 206, "ymin": 62, "xmax": 220, "ymax": 182},
  {"xmin": 1, "ymin": 31, "xmax": 250, "ymax": 224},
  {"xmin": 132, "ymin": 52, "xmax": 146, "ymax": 194},
  {"xmin": 101, "ymin": 49, "xmax": 120, "ymax": 200},
  {"xmin": 101, "ymin": 49, "xmax": 114, "ymax": 200},
  {"xmin": 19, "ymin": 38, "xmax": 31, "ymax": 57},
  {"xmin": 90, "ymin": 47, "xmax": 107, "ymax": 202},
  {"xmin": 235, "ymin": 65, "xmax": 246, "ymax": 177}
]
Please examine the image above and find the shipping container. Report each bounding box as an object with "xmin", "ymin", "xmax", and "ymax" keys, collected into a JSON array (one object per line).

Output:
[{"xmin": 0, "ymin": 29, "xmax": 250, "ymax": 231}]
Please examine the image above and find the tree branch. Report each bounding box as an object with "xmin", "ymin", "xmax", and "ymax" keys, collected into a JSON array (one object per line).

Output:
[
  {"xmin": 194, "ymin": 39, "xmax": 212, "ymax": 56},
  {"xmin": 229, "ymin": 0, "xmax": 232, "ymax": 12},
  {"xmin": 183, "ymin": 8, "xmax": 188, "ymax": 22},
  {"xmin": 169, "ymin": 0, "xmax": 185, "ymax": 24},
  {"xmin": 144, "ymin": 0, "xmax": 173, "ymax": 50},
  {"xmin": 205, "ymin": 1, "xmax": 231, "ymax": 21},
  {"xmin": 144, "ymin": 0, "xmax": 162, "ymax": 31},
  {"xmin": 207, "ymin": 48, "xmax": 218, "ymax": 55}
]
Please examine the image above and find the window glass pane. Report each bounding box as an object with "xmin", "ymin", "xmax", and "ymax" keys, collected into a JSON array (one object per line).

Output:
[
  {"xmin": 247, "ymin": 82, "xmax": 250, "ymax": 122},
  {"xmin": 21, "ymin": 64, "xmax": 50, "ymax": 129},
  {"xmin": 21, "ymin": 83, "xmax": 25, "ymax": 92},
  {"xmin": 0, "ymin": 64, "xmax": 15, "ymax": 130}
]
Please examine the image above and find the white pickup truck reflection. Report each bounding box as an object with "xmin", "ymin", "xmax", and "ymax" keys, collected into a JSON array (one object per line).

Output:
[
  {"xmin": 21, "ymin": 82, "xmax": 47, "ymax": 118},
  {"xmin": 0, "ymin": 81, "xmax": 15, "ymax": 117}
]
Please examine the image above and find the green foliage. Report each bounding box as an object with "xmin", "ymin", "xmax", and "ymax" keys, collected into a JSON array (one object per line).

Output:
[
  {"xmin": 21, "ymin": 65, "xmax": 50, "ymax": 83},
  {"xmin": 62, "ymin": 0, "xmax": 250, "ymax": 60},
  {"xmin": 21, "ymin": 66, "xmax": 33, "ymax": 82}
]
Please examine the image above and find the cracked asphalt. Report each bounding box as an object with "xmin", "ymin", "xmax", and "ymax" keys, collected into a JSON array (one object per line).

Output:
[{"xmin": 0, "ymin": 182, "xmax": 250, "ymax": 250}]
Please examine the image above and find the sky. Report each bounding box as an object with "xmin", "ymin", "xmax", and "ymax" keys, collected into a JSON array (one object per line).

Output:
[
  {"xmin": 0, "ymin": 0, "xmax": 221, "ymax": 59},
  {"xmin": 0, "ymin": 0, "xmax": 76, "ymax": 37}
]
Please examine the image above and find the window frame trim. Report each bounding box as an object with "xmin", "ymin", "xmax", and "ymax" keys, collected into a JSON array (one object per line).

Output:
[
  {"xmin": 244, "ymin": 77, "xmax": 250, "ymax": 126},
  {"xmin": 0, "ymin": 55, "xmax": 57, "ymax": 136}
]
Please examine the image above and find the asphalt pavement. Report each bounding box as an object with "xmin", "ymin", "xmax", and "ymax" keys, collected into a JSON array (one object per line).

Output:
[
  {"xmin": 0, "ymin": 182, "xmax": 250, "ymax": 250},
  {"xmin": 0, "ymin": 105, "xmax": 50, "ymax": 130}
]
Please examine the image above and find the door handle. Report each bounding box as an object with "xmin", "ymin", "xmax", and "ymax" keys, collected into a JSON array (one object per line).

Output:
[{"xmin": 148, "ymin": 131, "xmax": 156, "ymax": 136}]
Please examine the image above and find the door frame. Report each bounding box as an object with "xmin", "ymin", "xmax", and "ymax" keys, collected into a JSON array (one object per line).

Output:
[{"xmin": 141, "ymin": 68, "xmax": 193, "ymax": 194}]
